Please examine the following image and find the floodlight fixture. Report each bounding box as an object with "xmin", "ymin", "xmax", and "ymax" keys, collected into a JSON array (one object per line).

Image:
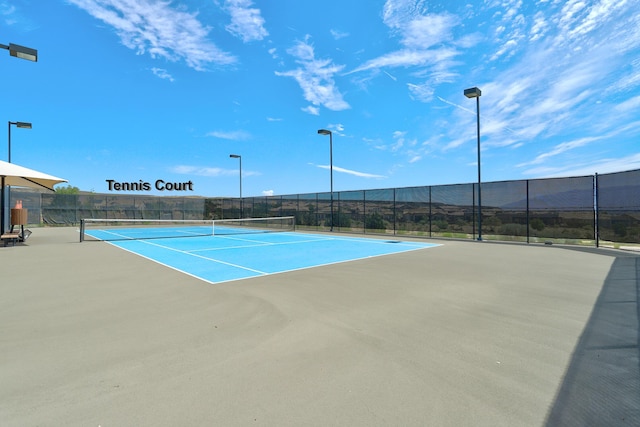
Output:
[
  {"xmin": 0, "ymin": 43, "xmax": 38, "ymax": 62},
  {"xmin": 464, "ymin": 87, "xmax": 481, "ymax": 98}
]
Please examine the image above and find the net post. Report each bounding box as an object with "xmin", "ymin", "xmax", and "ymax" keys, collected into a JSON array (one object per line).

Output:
[{"xmin": 80, "ymin": 219, "xmax": 85, "ymax": 242}]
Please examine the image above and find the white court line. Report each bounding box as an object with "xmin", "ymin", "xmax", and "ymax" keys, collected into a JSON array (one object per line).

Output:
[
  {"xmin": 88, "ymin": 228, "xmax": 210, "ymax": 240},
  {"xmin": 115, "ymin": 237, "xmax": 268, "ymax": 275},
  {"xmin": 187, "ymin": 235, "xmax": 336, "ymax": 253}
]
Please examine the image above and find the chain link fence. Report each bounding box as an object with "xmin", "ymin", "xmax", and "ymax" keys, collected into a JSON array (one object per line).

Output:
[{"xmin": 9, "ymin": 169, "xmax": 640, "ymax": 246}]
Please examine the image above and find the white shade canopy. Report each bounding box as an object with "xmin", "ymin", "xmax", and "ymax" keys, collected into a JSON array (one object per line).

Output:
[{"xmin": 0, "ymin": 160, "xmax": 67, "ymax": 191}]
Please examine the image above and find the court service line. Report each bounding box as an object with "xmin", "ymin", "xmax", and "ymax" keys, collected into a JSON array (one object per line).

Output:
[
  {"xmin": 187, "ymin": 236, "xmax": 337, "ymax": 253},
  {"xmin": 114, "ymin": 238, "xmax": 269, "ymax": 275}
]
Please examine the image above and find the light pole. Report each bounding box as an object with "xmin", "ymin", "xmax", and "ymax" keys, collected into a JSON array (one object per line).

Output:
[
  {"xmin": 229, "ymin": 154, "xmax": 242, "ymax": 218},
  {"xmin": 317, "ymin": 129, "xmax": 334, "ymax": 231},
  {"xmin": 1, "ymin": 42, "xmax": 37, "ymax": 235},
  {"xmin": 6, "ymin": 121, "xmax": 32, "ymax": 232},
  {"xmin": 464, "ymin": 86, "xmax": 482, "ymax": 241}
]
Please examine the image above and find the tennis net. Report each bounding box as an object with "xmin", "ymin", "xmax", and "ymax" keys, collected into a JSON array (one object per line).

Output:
[{"xmin": 79, "ymin": 216, "xmax": 296, "ymax": 242}]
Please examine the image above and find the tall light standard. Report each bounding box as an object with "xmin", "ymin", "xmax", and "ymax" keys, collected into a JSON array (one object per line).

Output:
[
  {"xmin": 1, "ymin": 42, "xmax": 37, "ymax": 234},
  {"xmin": 317, "ymin": 129, "xmax": 334, "ymax": 231},
  {"xmin": 6, "ymin": 121, "xmax": 32, "ymax": 232},
  {"xmin": 464, "ymin": 86, "xmax": 482, "ymax": 241},
  {"xmin": 229, "ymin": 154, "xmax": 242, "ymax": 218}
]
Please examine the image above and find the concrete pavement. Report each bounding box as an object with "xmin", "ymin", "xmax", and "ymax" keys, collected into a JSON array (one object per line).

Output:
[{"xmin": 0, "ymin": 227, "xmax": 637, "ymax": 426}]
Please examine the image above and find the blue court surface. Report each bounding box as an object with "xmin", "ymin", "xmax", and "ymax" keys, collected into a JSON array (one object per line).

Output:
[{"xmin": 90, "ymin": 231, "xmax": 440, "ymax": 284}]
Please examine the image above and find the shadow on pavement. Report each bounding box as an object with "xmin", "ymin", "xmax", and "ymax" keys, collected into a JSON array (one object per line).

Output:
[{"xmin": 545, "ymin": 253, "xmax": 640, "ymax": 425}]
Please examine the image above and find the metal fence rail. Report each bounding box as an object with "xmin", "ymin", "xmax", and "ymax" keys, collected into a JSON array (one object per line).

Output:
[{"xmin": 9, "ymin": 169, "xmax": 640, "ymax": 246}]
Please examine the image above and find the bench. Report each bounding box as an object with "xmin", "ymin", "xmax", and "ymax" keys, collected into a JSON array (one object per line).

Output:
[{"xmin": 1, "ymin": 232, "xmax": 21, "ymax": 247}]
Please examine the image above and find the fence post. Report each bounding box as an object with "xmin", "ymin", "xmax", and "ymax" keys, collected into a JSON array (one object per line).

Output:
[
  {"xmin": 526, "ymin": 180, "xmax": 530, "ymax": 244},
  {"xmin": 393, "ymin": 188, "xmax": 396, "ymax": 235},
  {"xmin": 472, "ymin": 183, "xmax": 476, "ymax": 240},
  {"xmin": 363, "ymin": 191, "xmax": 367, "ymax": 234},
  {"xmin": 594, "ymin": 173, "xmax": 599, "ymax": 248},
  {"xmin": 429, "ymin": 186, "xmax": 432, "ymax": 238}
]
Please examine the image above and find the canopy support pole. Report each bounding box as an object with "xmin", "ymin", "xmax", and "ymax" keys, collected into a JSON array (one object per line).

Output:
[{"xmin": 1, "ymin": 176, "xmax": 5, "ymax": 234}]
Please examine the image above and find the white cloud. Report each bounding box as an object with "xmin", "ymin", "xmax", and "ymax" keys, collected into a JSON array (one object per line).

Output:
[
  {"xmin": 0, "ymin": 1, "xmax": 16, "ymax": 24},
  {"xmin": 382, "ymin": 0, "xmax": 427, "ymax": 30},
  {"xmin": 530, "ymin": 11, "xmax": 549, "ymax": 41},
  {"xmin": 68, "ymin": 0, "xmax": 236, "ymax": 70},
  {"xmin": 301, "ymin": 105, "xmax": 320, "ymax": 115},
  {"xmin": 401, "ymin": 13, "xmax": 458, "ymax": 49},
  {"xmin": 517, "ymin": 136, "xmax": 603, "ymax": 167},
  {"xmin": 330, "ymin": 29, "xmax": 349, "ymax": 40},
  {"xmin": 407, "ymin": 82, "xmax": 434, "ymax": 102},
  {"xmin": 522, "ymin": 153, "xmax": 640, "ymax": 178},
  {"xmin": 349, "ymin": 6, "xmax": 463, "ymax": 112},
  {"xmin": 276, "ymin": 37, "xmax": 350, "ymax": 112},
  {"xmin": 316, "ymin": 165, "xmax": 386, "ymax": 179},
  {"xmin": 350, "ymin": 47, "xmax": 458, "ymax": 74},
  {"xmin": 615, "ymin": 95, "xmax": 640, "ymax": 113},
  {"xmin": 172, "ymin": 165, "xmax": 260, "ymax": 177},
  {"xmin": 170, "ymin": 165, "xmax": 235, "ymax": 177},
  {"xmin": 262, "ymin": 189, "xmax": 274, "ymax": 196},
  {"xmin": 437, "ymin": 0, "xmax": 640, "ymax": 168},
  {"xmin": 150, "ymin": 67, "xmax": 174, "ymax": 81},
  {"xmin": 224, "ymin": 0, "xmax": 268, "ymax": 42},
  {"xmin": 206, "ymin": 130, "xmax": 251, "ymax": 140}
]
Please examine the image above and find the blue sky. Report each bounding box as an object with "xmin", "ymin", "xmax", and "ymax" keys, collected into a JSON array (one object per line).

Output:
[{"xmin": 1, "ymin": 0, "xmax": 639, "ymax": 197}]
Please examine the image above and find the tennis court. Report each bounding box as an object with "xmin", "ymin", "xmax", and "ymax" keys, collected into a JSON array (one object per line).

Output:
[{"xmin": 82, "ymin": 217, "xmax": 439, "ymax": 284}]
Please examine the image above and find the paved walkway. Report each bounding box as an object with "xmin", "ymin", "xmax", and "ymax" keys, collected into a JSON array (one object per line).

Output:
[{"xmin": 0, "ymin": 227, "xmax": 637, "ymax": 426}]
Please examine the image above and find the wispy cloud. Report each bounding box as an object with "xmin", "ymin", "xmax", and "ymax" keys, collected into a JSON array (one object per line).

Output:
[
  {"xmin": 275, "ymin": 36, "xmax": 350, "ymax": 112},
  {"xmin": 170, "ymin": 165, "xmax": 235, "ymax": 177},
  {"xmin": 522, "ymin": 153, "xmax": 640, "ymax": 178},
  {"xmin": 330, "ymin": 29, "xmax": 349, "ymax": 40},
  {"xmin": 223, "ymin": 0, "xmax": 268, "ymax": 42},
  {"xmin": 488, "ymin": 0, "xmax": 525, "ymax": 61},
  {"xmin": 351, "ymin": 2, "xmax": 462, "ymax": 76},
  {"xmin": 171, "ymin": 165, "xmax": 260, "ymax": 177},
  {"xmin": 517, "ymin": 136, "xmax": 603, "ymax": 167},
  {"xmin": 439, "ymin": 0, "xmax": 640, "ymax": 166},
  {"xmin": 302, "ymin": 105, "xmax": 320, "ymax": 115},
  {"xmin": 68, "ymin": 0, "xmax": 236, "ymax": 70},
  {"xmin": 150, "ymin": 67, "xmax": 174, "ymax": 82},
  {"xmin": 615, "ymin": 95, "xmax": 640, "ymax": 113},
  {"xmin": 0, "ymin": 1, "xmax": 17, "ymax": 25},
  {"xmin": 206, "ymin": 130, "xmax": 251, "ymax": 140},
  {"xmin": 350, "ymin": 47, "xmax": 458, "ymax": 74},
  {"xmin": 1, "ymin": 0, "xmax": 36, "ymax": 28},
  {"xmin": 316, "ymin": 164, "xmax": 386, "ymax": 179},
  {"xmin": 348, "ymin": 3, "xmax": 465, "ymax": 109}
]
